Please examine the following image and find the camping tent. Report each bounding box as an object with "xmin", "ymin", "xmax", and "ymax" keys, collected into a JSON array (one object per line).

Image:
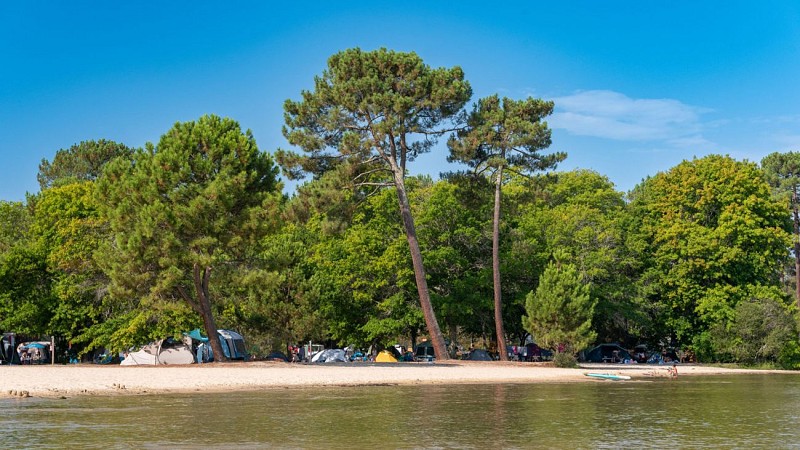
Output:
[
  {"xmin": 18, "ymin": 341, "xmax": 51, "ymax": 364},
  {"xmin": 218, "ymin": 329, "xmax": 248, "ymax": 360},
  {"xmin": 375, "ymin": 350, "xmax": 398, "ymax": 362},
  {"xmin": 265, "ymin": 351, "xmax": 289, "ymax": 362},
  {"xmin": 311, "ymin": 349, "xmax": 347, "ymax": 363},
  {"xmin": 465, "ymin": 349, "xmax": 494, "ymax": 361},
  {"xmin": 183, "ymin": 329, "xmax": 249, "ymax": 362},
  {"xmin": 121, "ymin": 338, "xmax": 195, "ymax": 366},
  {"xmin": 582, "ymin": 343, "xmax": 632, "ymax": 363}
]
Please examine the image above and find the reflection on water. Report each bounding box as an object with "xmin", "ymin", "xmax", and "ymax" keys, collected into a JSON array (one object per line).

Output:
[{"xmin": 2, "ymin": 375, "xmax": 800, "ymax": 449}]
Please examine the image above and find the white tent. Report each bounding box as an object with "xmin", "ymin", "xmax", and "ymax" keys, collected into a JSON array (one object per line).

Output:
[
  {"xmin": 121, "ymin": 339, "xmax": 194, "ymax": 366},
  {"xmin": 311, "ymin": 348, "xmax": 347, "ymax": 363}
]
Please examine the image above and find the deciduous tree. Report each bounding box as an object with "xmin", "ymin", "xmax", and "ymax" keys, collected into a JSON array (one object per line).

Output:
[{"xmin": 629, "ymin": 155, "xmax": 791, "ymax": 350}]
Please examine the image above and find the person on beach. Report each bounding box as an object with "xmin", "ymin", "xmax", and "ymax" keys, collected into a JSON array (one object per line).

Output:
[{"xmin": 668, "ymin": 364, "xmax": 678, "ymax": 378}]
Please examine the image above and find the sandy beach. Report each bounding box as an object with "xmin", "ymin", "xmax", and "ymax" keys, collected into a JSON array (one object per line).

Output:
[{"xmin": 0, "ymin": 361, "xmax": 790, "ymax": 398}]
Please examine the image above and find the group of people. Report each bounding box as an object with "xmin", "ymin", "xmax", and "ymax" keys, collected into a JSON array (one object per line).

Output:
[
  {"xmin": 288, "ymin": 344, "xmax": 306, "ymax": 363},
  {"xmin": 17, "ymin": 345, "xmax": 46, "ymax": 364}
]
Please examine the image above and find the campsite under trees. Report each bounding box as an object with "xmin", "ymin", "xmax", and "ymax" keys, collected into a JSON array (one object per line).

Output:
[{"xmin": 2, "ymin": 48, "xmax": 800, "ymax": 367}]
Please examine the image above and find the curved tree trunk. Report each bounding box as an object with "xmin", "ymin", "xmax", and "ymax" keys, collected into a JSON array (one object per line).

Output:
[
  {"xmin": 493, "ymin": 165, "xmax": 508, "ymax": 361},
  {"xmin": 392, "ymin": 170, "xmax": 449, "ymax": 360},
  {"xmin": 193, "ymin": 264, "xmax": 227, "ymax": 363}
]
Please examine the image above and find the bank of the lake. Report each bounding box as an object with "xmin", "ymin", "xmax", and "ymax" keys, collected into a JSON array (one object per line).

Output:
[{"xmin": 0, "ymin": 361, "xmax": 788, "ymax": 398}]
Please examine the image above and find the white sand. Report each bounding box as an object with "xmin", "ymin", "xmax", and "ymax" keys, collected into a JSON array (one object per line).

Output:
[{"xmin": 0, "ymin": 361, "xmax": 790, "ymax": 398}]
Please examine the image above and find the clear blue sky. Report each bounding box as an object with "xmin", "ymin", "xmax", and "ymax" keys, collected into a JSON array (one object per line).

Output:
[{"xmin": 2, "ymin": 2, "xmax": 799, "ymax": 201}]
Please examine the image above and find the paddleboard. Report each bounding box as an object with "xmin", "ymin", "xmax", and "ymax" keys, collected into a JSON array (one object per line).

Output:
[{"xmin": 585, "ymin": 373, "xmax": 631, "ymax": 381}]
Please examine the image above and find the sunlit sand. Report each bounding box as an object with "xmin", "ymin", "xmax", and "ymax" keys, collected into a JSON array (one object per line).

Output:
[{"xmin": 0, "ymin": 361, "xmax": 786, "ymax": 398}]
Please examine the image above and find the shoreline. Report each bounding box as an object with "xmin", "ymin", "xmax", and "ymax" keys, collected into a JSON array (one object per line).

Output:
[{"xmin": 0, "ymin": 361, "xmax": 792, "ymax": 399}]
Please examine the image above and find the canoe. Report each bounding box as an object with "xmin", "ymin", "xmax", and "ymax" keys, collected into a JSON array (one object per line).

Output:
[{"xmin": 585, "ymin": 373, "xmax": 631, "ymax": 381}]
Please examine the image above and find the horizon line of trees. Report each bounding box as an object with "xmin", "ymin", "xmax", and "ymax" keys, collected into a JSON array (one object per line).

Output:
[{"xmin": 2, "ymin": 48, "xmax": 800, "ymax": 367}]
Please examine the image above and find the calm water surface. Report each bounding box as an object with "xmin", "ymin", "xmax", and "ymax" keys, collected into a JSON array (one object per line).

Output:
[{"xmin": 2, "ymin": 374, "xmax": 800, "ymax": 449}]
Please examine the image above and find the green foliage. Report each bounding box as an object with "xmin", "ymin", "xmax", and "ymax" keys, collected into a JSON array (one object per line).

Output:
[
  {"xmin": 281, "ymin": 47, "xmax": 472, "ymax": 358},
  {"xmin": 523, "ymin": 256, "xmax": 597, "ymax": 353},
  {"xmin": 0, "ymin": 183, "xmax": 109, "ymax": 343},
  {"xmin": 761, "ymin": 151, "xmax": 800, "ymax": 303},
  {"xmin": 515, "ymin": 170, "xmax": 641, "ymax": 344},
  {"xmin": 224, "ymin": 222, "xmax": 328, "ymax": 352},
  {"xmin": 306, "ymin": 188, "xmax": 422, "ymax": 345},
  {"xmin": 414, "ymin": 180, "xmax": 492, "ymax": 335},
  {"xmin": 552, "ymin": 351, "xmax": 578, "ymax": 368},
  {"xmin": 94, "ymin": 115, "xmax": 281, "ymax": 350},
  {"xmin": 708, "ymin": 289, "xmax": 799, "ymax": 366},
  {"xmin": 761, "ymin": 151, "xmax": 800, "ymax": 201},
  {"xmin": 281, "ymin": 47, "xmax": 471, "ymax": 182},
  {"xmin": 447, "ymin": 94, "xmax": 563, "ymax": 358},
  {"xmin": 630, "ymin": 155, "xmax": 792, "ymax": 346},
  {"xmin": 38, "ymin": 140, "xmax": 135, "ymax": 189},
  {"xmin": 0, "ymin": 244, "xmax": 55, "ymax": 335},
  {"xmin": 0, "ymin": 201, "xmax": 31, "ymax": 253},
  {"xmin": 448, "ymin": 94, "xmax": 563, "ymax": 174}
]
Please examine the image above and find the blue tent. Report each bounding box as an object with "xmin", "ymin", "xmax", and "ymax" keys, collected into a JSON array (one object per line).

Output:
[
  {"xmin": 183, "ymin": 329, "xmax": 248, "ymax": 362},
  {"xmin": 185, "ymin": 329, "xmax": 209, "ymax": 343}
]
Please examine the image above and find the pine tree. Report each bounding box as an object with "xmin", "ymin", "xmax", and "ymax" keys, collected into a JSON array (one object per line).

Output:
[{"xmin": 524, "ymin": 254, "xmax": 596, "ymax": 353}]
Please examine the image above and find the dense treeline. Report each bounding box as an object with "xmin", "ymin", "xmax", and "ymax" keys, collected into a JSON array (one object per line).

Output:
[{"xmin": 2, "ymin": 48, "xmax": 799, "ymax": 366}]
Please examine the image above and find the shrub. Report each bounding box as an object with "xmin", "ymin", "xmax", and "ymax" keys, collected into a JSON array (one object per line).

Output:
[{"xmin": 552, "ymin": 352, "xmax": 577, "ymax": 368}]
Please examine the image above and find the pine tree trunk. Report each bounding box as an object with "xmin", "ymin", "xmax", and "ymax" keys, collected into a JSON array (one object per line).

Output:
[
  {"xmin": 793, "ymin": 194, "xmax": 800, "ymax": 308},
  {"xmin": 493, "ymin": 165, "xmax": 508, "ymax": 361},
  {"xmin": 392, "ymin": 170, "xmax": 449, "ymax": 360},
  {"xmin": 193, "ymin": 265, "xmax": 227, "ymax": 362}
]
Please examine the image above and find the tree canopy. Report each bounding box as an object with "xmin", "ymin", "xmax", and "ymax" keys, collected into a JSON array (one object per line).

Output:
[
  {"xmin": 95, "ymin": 115, "xmax": 282, "ymax": 358},
  {"xmin": 38, "ymin": 140, "xmax": 135, "ymax": 190},
  {"xmin": 280, "ymin": 48, "xmax": 472, "ymax": 360},
  {"xmin": 631, "ymin": 155, "xmax": 791, "ymax": 349},
  {"xmin": 1, "ymin": 48, "xmax": 799, "ymax": 368}
]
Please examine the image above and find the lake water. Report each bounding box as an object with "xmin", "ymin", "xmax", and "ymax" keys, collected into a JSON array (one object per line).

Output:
[{"xmin": 2, "ymin": 374, "xmax": 800, "ymax": 448}]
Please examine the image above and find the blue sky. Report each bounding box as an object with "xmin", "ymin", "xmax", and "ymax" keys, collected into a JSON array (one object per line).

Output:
[{"xmin": 2, "ymin": 2, "xmax": 799, "ymax": 201}]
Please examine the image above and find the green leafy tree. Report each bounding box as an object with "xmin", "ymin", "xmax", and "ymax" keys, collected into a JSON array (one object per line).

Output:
[
  {"xmin": 226, "ymin": 221, "xmax": 328, "ymax": 355},
  {"xmin": 0, "ymin": 201, "xmax": 31, "ymax": 254},
  {"xmin": 38, "ymin": 140, "xmax": 135, "ymax": 189},
  {"xmin": 280, "ymin": 48, "xmax": 472, "ymax": 359},
  {"xmin": 96, "ymin": 115, "xmax": 281, "ymax": 359},
  {"xmin": 304, "ymin": 183, "xmax": 424, "ymax": 348},
  {"xmin": 30, "ymin": 182, "xmax": 108, "ymax": 344},
  {"xmin": 523, "ymin": 254, "xmax": 596, "ymax": 354},
  {"xmin": 709, "ymin": 287, "xmax": 798, "ymax": 366},
  {"xmin": 448, "ymin": 95, "xmax": 563, "ymax": 360},
  {"xmin": 415, "ymin": 178, "xmax": 493, "ymax": 353},
  {"xmin": 516, "ymin": 170, "xmax": 642, "ymax": 344},
  {"xmin": 629, "ymin": 155, "xmax": 791, "ymax": 350},
  {"xmin": 761, "ymin": 151, "xmax": 800, "ymax": 306},
  {"xmin": 0, "ymin": 244, "xmax": 54, "ymax": 336}
]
